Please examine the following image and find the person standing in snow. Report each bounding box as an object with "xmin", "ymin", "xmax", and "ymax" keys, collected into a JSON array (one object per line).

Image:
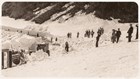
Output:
[
  {"xmin": 77, "ymin": 32, "xmax": 79, "ymax": 38},
  {"xmin": 127, "ymin": 24, "xmax": 133, "ymax": 42},
  {"xmin": 46, "ymin": 50, "xmax": 50, "ymax": 56},
  {"xmin": 116, "ymin": 28, "xmax": 121, "ymax": 43},
  {"xmin": 51, "ymin": 37, "xmax": 53, "ymax": 43},
  {"xmin": 67, "ymin": 33, "xmax": 69, "ymax": 38},
  {"xmin": 111, "ymin": 29, "xmax": 116, "ymax": 43},
  {"xmin": 88, "ymin": 30, "xmax": 91, "ymax": 38},
  {"xmin": 37, "ymin": 33, "xmax": 39, "ymax": 37},
  {"xmin": 102, "ymin": 28, "xmax": 104, "ymax": 34},
  {"xmin": 87, "ymin": 30, "xmax": 89, "ymax": 38},
  {"xmin": 55, "ymin": 37, "xmax": 58, "ymax": 41},
  {"xmin": 100, "ymin": 27, "xmax": 104, "ymax": 35},
  {"xmin": 96, "ymin": 28, "xmax": 102, "ymax": 47},
  {"xmin": 65, "ymin": 42, "xmax": 69, "ymax": 52},
  {"xmin": 136, "ymin": 24, "xmax": 138, "ymax": 39},
  {"xmin": 91, "ymin": 30, "xmax": 94, "ymax": 38}
]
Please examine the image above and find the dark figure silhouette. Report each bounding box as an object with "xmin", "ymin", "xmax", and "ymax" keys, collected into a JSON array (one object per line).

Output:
[
  {"xmin": 67, "ymin": 33, "xmax": 70, "ymax": 38},
  {"xmin": 96, "ymin": 29, "xmax": 102, "ymax": 47},
  {"xmin": 136, "ymin": 24, "xmax": 138, "ymax": 39},
  {"xmin": 37, "ymin": 33, "xmax": 39, "ymax": 37},
  {"xmin": 77, "ymin": 32, "xmax": 79, "ymax": 38},
  {"xmin": 101, "ymin": 28, "xmax": 104, "ymax": 34},
  {"xmin": 111, "ymin": 29, "xmax": 116, "ymax": 43},
  {"xmin": 127, "ymin": 24, "xmax": 133, "ymax": 42},
  {"xmin": 65, "ymin": 42, "xmax": 69, "ymax": 52},
  {"xmin": 88, "ymin": 30, "xmax": 91, "ymax": 38},
  {"xmin": 85, "ymin": 30, "xmax": 88, "ymax": 37},
  {"xmin": 46, "ymin": 50, "xmax": 50, "ymax": 56},
  {"xmin": 116, "ymin": 28, "xmax": 121, "ymax": 43},
  {"xmin": 55, "ymin": 38, "xmax": 58, "ymax": 41},
  {"xmin": 91, "ymin": 30, "xmax": 94, "ymax": 38}
]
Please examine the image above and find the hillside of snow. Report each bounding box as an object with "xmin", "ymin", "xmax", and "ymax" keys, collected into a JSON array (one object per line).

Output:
[
  {"xmin": 1, "ymin": 3, "xmax": 138, "ymax": 77},
  {"xmin": 2, "ymin": 32, "xmax": 138, "ymax": 77},
  {"xmin": 2, "ymin": 13, "xmax": 138, "ymax": 37},
  {"xmin": 1, "ymin": 15, "xmax": 138, "ymax": 77}
]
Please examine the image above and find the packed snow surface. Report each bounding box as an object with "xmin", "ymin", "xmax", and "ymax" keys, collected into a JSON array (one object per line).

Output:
[{"xmin": 2, "ymin": 37, "xmax": 138, "ymax": 77}]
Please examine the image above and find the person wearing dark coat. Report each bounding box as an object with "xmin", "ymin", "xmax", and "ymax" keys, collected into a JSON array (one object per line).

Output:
[
  {"xmin": 91, "ymin": 30, "xmax": 94, "ymax": 38},
  {"xmin": 116, "ymin": 28, "xmax": 121, "ymax": 43},
  {"xmin": 37, "ymin": 33, "xmax": 39, "ymax": 37},
  {"xmin": 88, "ymin": 30, "xmax": 91, "ymax": 38},
  {"xmin": 96, "ymin": 29, "xmax": 102, "ymax": 47},
  {"xmin": 67, "ymin": 33, "xmax": 69, "ymax": 38},
  {"xmin": 127, "ymin": 24, "xmax": 133, "ymax": 42},
  {"xmin": 65, "ymin": 42, "xmax": 69, "ymax": 52},
  {"xmin": 46, "ymin": 50, "xmax": 50, "ymax": 56},
  {"xmin": 111, "ymin": 29, "xmax": 116, "ymax": 43},
  {"xmin": 136, "ymin": 24, "xmax": 138, "ymax": 39},
  {"xmin": 55, "ymin": 37, "xmax": 58, "ymax": 41},
  {"xmin": 77, "ymin": 32, "xmax": 79, "ymax": 38},
  {"xmin": 100, "ymin": 28, "xmax": 104, "ymax": 35}
]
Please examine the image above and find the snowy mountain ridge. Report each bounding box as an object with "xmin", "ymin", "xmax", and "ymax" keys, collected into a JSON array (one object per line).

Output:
[{"xmin": 2, "ymin": 2, "xmax": 138, "ymax": 24}]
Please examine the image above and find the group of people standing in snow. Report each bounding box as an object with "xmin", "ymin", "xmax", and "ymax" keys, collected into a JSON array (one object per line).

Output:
[
  {"xmin": 67, "ymin": 32, "xmax": 72, "ymax": 38},
  {"xmin": 84, "ymin": 30, "xmax": 95, "ymax": 38},
  {"xmin": 64, "ymin": 24, "xmax": 138, "ymax": 52},
  {"xmin": 127, "ymin": 24, "xmax": 138, "ymax": 42},
  {"xmin": 111, "ymin": 28, "xmax": 121, "ymax": 43}
]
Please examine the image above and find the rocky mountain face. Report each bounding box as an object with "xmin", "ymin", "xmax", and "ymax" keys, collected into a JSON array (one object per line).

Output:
[{"xmin": 2, "ymin": 2, "xmax": 138, "ymax": 24}]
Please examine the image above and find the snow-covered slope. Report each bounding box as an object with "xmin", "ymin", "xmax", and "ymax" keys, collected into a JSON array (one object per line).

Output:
[
  {"xmin": 1, "ymin": 11, "xmax": 138, "ymax": 77},
  {"xmin": 1, "ymin": 13, "xmax": 137, "ymax": 37},
  {"xmin": 1, "ymin": 16, "xmax": 40, "ymax": 29},
  {"xmin": 1, "ymin": 16, "xmax": 139, "ymax": 77},
  {"xmin": 2, "ymin": 36, "xmax": 138, "ymax": 77}
]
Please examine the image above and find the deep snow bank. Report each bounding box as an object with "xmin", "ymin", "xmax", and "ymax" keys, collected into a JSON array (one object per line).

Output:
[
  {"xmin": 2, "ymin": 30, "xmax": 40, "ymax": 50},
  {"xmin": 45, "ymin": 14, "xmax": 138, "ymax": 37}
]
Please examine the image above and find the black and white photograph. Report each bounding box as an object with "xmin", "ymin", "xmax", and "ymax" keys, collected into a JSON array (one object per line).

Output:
[{"xmin": 1, "ymin": 1, "xmax": 139, "ymax": 78}]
